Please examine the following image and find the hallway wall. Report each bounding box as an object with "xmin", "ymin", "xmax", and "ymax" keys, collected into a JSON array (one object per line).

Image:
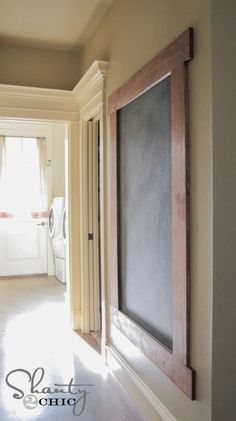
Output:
[
  {"xmin": 79, "ymin": 1, "xmax": 212, "ymax": 420},
  {"xmin": 211, "ymin": 0, "xmax": 236, "ymax": 419},
  {"xmin": 0, "ymin": 43, "xmax": 81, "ymax": 90}
]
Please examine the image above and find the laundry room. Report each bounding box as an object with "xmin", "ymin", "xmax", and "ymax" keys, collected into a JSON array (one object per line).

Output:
[{"xmin": 0, "ymin": 119, "xmax": 67, "ymax": 282}]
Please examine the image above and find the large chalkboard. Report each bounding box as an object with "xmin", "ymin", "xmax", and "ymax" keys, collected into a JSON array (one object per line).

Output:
[
  {"xmin": 117, "ymin": 76, "xmax": 172, "ymax": 349},
  {"xmin": 108, "ymin": 28, "xmax": 195, "ymax": 399}
]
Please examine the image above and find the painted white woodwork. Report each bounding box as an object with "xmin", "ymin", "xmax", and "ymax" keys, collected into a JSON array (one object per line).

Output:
[
  {"xmin": 92, "ymin": 120, "xmax": 101, "ymax": 332},
  {"xmin": 88, "ymin": 120, "xmax": 95, "ymax": 328},
  {"xmin": 87, "ymin": 119, "xmax": 101, "ymax": 331},
  {"xmin": 0, "ymin": 84, "xmax": 78, "ymax": 121},
  {"xmin": 74, "ymin": 61, "xmax": 108, "ymax": 344}
]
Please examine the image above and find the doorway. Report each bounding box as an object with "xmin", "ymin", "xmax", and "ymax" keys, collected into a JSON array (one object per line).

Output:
[
  {"xmin": 0, "ymin": 121, "xmax": 68, "ymax": 279},
  {"xmin": 0, "ymin": 59, "xmax": 109, "ymax": 344}
]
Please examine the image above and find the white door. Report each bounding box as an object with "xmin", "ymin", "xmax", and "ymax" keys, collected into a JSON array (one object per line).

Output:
[
  {"xmin": 0, "ymin": 218, "xmax": 47, "ymax": 276},
  {"xmin": 0, "ymin": 136, "xmax": 48, "ymax": 276},
  {"xmin": 87, "ymin": 120, "xmax": 100, "ymax": 331}
]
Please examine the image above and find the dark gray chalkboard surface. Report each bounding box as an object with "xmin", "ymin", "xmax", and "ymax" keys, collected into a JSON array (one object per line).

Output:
[{"xmin": 117, "ymin": 75, "xmax": 173, "ymax": 349}]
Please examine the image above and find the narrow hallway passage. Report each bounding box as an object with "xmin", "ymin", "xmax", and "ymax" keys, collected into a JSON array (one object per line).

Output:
[{"xmin": 0, "ymin": 277, "xmax": 144, "ymax": 421}]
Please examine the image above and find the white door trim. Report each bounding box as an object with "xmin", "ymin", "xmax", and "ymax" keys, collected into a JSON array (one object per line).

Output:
[
  {"xmin": 73, "ymin": 62, "xmax": 108, "ymax": 352},
  {"xmin": 87, "ymin": 119, "xmax": 101, "ymax": 332},
  {"xmin": 92, "ymin": 120, "xmax": 101, "ymax": 331}
]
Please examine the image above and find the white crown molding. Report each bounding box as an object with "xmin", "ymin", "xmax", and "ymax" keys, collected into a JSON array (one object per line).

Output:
[
  {"xmin": 0, "ymin": 83, "xmax": 78, "ymax": 121},
  {"xmin": 73, "ymin": 60, "xmax": 109, "ymax": 118},
  {"xmin": 73, "ymin": 60, "xmax": 108, "ymax": 98},
  {"xmin": 0, "ymin": 83, "xmax": 75, "ymax": 102}
]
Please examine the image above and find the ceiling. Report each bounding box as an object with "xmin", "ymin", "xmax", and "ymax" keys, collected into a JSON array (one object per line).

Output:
[{"xmin": 0, "ymin": 0, "xmax": 114, "ymax": 52}]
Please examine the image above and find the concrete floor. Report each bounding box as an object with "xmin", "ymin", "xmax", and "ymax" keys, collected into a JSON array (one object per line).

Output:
[{"xmin": 0, "ymin": 276, "xmax": 144, "ymax": 421}]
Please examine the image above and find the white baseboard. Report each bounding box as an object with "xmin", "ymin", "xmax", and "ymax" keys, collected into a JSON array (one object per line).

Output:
[
  {"xmin": 106, "ymin": 345, "xmax": 177, "ymax": 421},
  {"xmin": 71, "ymin": 308, "xmax": 82, "ymax": 330}
]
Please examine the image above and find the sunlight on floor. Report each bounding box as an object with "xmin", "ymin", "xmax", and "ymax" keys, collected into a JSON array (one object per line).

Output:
[
  {"xmin": 72, "ymin": 333, "xmax": 108, "ymax": 378},
  {"xmin": 1, "ymin": 299, "xmax": 75, "ymax": 419},
  {"xmin": 3, "ymin": 302, "xmax": 75, "ymax": 372},
  {"xmin": 0, "ymin": 277, "xmax": 143, "ymax": 421}
]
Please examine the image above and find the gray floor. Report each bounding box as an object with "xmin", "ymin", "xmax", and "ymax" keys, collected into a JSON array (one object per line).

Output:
[{"xmin": 0, "ymin": 276, "xmax": 144, "ymax": 421}]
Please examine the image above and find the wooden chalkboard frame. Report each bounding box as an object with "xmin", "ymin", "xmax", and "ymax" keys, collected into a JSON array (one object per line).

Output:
[{"xmin": 108, "ymin": 28, "xmax": 195, "ymax": 399}]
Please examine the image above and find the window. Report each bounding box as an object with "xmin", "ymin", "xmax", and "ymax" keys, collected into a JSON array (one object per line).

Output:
[{"xmin": 0, "ymin": 137, "xmax": 46, "ymax": 218}]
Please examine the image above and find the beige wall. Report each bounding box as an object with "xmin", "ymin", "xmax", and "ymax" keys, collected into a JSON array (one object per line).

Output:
[
  {"xmin": 212, "ymin": 0, "xmax": 236, "ymax": 420},
  {"xmin": 0, "ymin": 43, "xmax": 80, "ymax": 90},
  {"xmin": 79, "ymin": 1, "xmax": 213, "ymax": 420}
]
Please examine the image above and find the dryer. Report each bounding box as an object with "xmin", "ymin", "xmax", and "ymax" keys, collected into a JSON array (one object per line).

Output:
[
  {"xmin": 49, "ymin": 197, "xmax": 65, "ymax": 240},
  {"xmin": 49, "ymin": 197, "xmax": 66, "ymax": 283}
]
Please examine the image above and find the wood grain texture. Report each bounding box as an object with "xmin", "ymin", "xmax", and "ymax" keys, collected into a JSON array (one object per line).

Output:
[
  {"xmin": 110, "ymin": 305, "xmax": 195, "ymax": 399},
  {"xmin": 108, "ymin": 28, "xmax": 193, "ymax": 114},
  {"xmin": 110, "ymin": 305, "xmax": 173, "ymax": 375},
  {"xmin": 171, "ymin": 63, "xmax": 190, "ymax": 366}
]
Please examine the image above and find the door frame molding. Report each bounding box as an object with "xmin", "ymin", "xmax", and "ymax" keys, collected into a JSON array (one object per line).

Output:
[
  {"xmin": 0, "ymin": 61, "xmax": 108, "ymax": 347},
  {"xmin": 73, "ymin": 61, "xmax": 108, "ymax": 350}
]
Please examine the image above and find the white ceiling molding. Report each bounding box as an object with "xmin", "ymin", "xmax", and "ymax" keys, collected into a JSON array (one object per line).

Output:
[
  {"xmin": 0, "ymin": 60, "xmax": 108, "ymax": 121},
  {"xmin": 73, "ymin": 60, "xmax": 109, "ymax": 120},
  {"xmin": 0, "ymin": 83, "xmax": 78, "ymax": 121}
]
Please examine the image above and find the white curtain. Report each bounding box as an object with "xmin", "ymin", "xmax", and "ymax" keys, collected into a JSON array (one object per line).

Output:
[
  {"xmin": 37, "ymin": 137, "xmax": 48, "ymax": 211},
  {"xmin": 0, "ymin": 136, "xmax": 6, "ymax": 211},
  {"xmin": 0, "ymin": 135, "xmax": 6, "ymax": 179}
]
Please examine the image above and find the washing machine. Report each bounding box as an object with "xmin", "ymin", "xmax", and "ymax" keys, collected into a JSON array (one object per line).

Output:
[{"xmin": 49, "ymin": 197, "xmax": 66, "ymax": 283}]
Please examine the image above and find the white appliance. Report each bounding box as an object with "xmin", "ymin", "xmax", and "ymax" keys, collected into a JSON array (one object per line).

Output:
[{"xmin": 49, "ymin": 197, "xmax": 66, "ymax": 283}]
